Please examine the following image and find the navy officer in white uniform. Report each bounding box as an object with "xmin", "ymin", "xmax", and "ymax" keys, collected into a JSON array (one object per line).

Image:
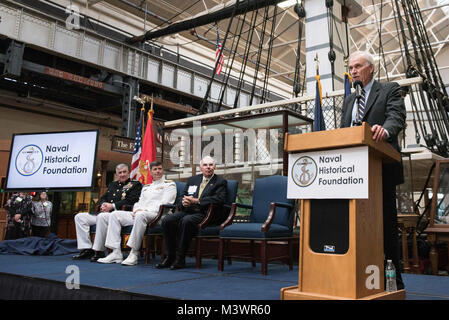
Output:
[{"xmin": 97, "ymin": 161, "xmax": 176, "ymax": 265}]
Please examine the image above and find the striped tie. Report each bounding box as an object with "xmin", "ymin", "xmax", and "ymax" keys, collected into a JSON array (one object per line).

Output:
[{"xmin": 357, "ymin": 88, "xmax": 366, "ymax": 123}]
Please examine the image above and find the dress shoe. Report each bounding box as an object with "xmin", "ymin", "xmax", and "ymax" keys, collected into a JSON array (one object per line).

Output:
[
  {"xmin": 90, "ymin": 251, "xmax": 106, "ymax": 262},
  {"xmin": 121, "ymin": 252, "xmax": 139, "ymax": 266},
  {"xmin": 97, "ymin": 250, "xmax": 123, "ymax": 264},
  {"xmin": 155, "ymin": 257, "xmax": 174, "ymax": 269},
  {"xmin": 72, "ymin": 249, "xmax": 94, "ymax": 260},
  {"xmin": 170, "ymin": 258, "xmax": 186, "ymax": 270}
]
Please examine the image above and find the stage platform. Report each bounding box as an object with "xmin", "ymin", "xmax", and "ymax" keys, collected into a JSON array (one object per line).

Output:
[{"xmin": 0, "ymin": 253, "xmax": 449, "ymax": 300}]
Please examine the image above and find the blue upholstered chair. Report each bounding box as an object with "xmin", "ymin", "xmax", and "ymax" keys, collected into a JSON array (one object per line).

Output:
[
  {"xmin": 194, "ymin": 180, "xmax": 238, "ymax": 269},
  {"xmin": 218, "ymin": 175, "xmax": 296, "ymax": 275}
]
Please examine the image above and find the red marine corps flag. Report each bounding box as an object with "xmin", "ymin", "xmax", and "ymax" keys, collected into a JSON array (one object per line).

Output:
[{"xmin": 139, "ymin": 99, "xmax": 156, "ymax": 185}]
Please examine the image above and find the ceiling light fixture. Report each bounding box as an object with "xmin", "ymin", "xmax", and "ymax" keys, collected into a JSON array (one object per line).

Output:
[{"xmin": 277, "ymin": 0, "xmax": 299, "ymax": 8}]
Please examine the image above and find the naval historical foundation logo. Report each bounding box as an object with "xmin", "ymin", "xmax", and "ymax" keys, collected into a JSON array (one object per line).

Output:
[
  {"xmin": 15, "ymin": 144, "xmax": 43, "ymax": 176},
  {"xmin": 292, "ymin": 156, "xmax": 317, "ymax": 187}
]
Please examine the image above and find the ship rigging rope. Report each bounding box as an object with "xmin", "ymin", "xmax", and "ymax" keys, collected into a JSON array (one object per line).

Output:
[
  {"xmin": 249, "ymin": 0, "xmax": 271, "ymax": 106},
  {"xmin": 198, "ymin": 0, "xmax": 240, "ymax": 114},
  {"xmin": 293, "ymin": 1, "xmax": 305, "ymax": 98},
  {"xmin": 217, "ymin": 10, "xmax": 249, "ymax": 109}
]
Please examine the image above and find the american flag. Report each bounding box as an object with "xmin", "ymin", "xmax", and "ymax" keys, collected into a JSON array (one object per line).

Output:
[
  {"xmin": 131, "ymin": 108, "xmax": 144, "ymax": 180},
  {"xmin": 215, "ymin": 29, "xmax": 224, "ymax": 75}
]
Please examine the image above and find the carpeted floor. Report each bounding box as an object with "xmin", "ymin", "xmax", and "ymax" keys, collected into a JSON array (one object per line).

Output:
[{"xmin": 0, "ymin": 253, "xmax": 448, "ymax": 300}]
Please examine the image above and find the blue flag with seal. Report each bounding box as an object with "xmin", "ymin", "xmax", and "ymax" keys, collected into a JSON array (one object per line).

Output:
[
  {"xmin": 313, "ymin": 75, "xmax": 326, "ymax": 132},
  {"xmin": 343, "ymin": 72, "xmax": 352, "ymax": 99}
]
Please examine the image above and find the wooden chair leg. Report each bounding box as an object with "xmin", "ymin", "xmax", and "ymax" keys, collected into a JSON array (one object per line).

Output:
[
  {"xmin": 227, "ymin": 240, "xmax": 232, "ymax": 265},
  {"xmin": 261, "ymin": 240, "xmax": 267, "ymax": 275},
  {"xmin": 288, "ymin": 239, "xmax": 293, "ymax": 270},
  {"xmin": 401, "ymin": 227, "xmax": 410, "ymax": 273},
  {"xmin": 411, "ymin": 230, "xmax": 420, "ymax": 273},
  {"xmin": 218, "ymin": 238, "xmax": 224, "ymax": 271},
  {"xmin": 151, "ymin": 235, "xmax": 158, "ymax": 258},
  {"xmin": 145, "ymin": 235, "xmax": 151, "ymax": 264},
  {"xmin": 160, "ymin": 236, "xmax": 166, "ymax": 260},
  {"xmin": 429, "ymin": 240, "xmax": 439, "ymax": 275}
]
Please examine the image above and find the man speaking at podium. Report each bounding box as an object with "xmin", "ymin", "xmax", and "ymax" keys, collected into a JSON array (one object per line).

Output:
[{"xmin": 341, "ymin": 51, "xmax": 406, "ymax": 290}]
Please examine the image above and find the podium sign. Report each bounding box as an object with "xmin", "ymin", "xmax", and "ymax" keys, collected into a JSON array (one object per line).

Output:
[{"xmin": 287, "ymin": 146, "xmax": 369, "ymax": 199}]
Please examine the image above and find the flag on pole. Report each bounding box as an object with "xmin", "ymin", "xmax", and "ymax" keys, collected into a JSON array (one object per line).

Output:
[
  {"xmin": 139, "ymin": 108, "xmax": 156, "ymax": 185},
  {"xmin": 215, "ymin": 28, "xmax": 224, "ymax": 75},
  {"xmin": 344, "ymin": 72, "xmax": 352, "ymax": 99},
  {"xmin": 131, "ymin": 107, "xmax": 145, "ymax": 181},
  {"xmin": 313, "ymin": 75, "xmax": 326, "ymax": 132}
]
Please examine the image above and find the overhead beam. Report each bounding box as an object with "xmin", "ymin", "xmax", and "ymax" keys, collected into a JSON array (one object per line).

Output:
[
  {"xmin": 350, "ymin": 2, "xmax": 449, "ymax": 29},
  {"xmin": 87, "ymin": 0, "xmax": 104, "ymax": 5},
  {"xmin": 128, "ymin": 0, "xmax": 285, "ymax": 43}
]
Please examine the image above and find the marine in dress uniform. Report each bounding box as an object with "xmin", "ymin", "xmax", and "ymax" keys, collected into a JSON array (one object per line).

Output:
[{"xmin": 73, "ymin": 164, "xmax": 142, "ymax": 261}]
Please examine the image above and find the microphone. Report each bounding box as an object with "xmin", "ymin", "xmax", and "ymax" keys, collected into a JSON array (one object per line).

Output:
[
  {"xmin": 352, "ymin": 80, "xmax": 364, "ymax": 126},
  {"xmin": 353, "ymin": 80, "xmax": 363, "ymax": 99}
]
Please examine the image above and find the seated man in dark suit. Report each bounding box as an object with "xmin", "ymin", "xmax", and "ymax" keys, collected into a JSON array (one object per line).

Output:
[{"xmin": 156, "ymin": 156, "xmax": 227, "ymax": 270}]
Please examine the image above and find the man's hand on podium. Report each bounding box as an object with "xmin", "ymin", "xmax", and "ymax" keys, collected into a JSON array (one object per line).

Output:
[{"xmin": 371, "ymin": 124, "xmax": 388, "ymax": 143}]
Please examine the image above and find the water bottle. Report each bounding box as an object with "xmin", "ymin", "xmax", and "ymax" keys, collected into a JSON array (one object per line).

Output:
[{"xmin": 385, "ymin": 260, "xmax": 397, "ymax": 292}]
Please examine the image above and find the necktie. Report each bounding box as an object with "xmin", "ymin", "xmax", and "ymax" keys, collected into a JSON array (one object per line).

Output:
[
  {"xmin": 357, "ymin": 88, "xmax": 366, "ymax": 123},
  {"xmin": 198, "ymin": 179, "xmax": 209, "ymax": 198}
]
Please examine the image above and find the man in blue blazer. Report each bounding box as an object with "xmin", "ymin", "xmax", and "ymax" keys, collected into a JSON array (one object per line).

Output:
[
  {"xmin": 157, "ymin": 156, "xmax": 227, "ymax": 270},
  {"xmin": 341, "ymin": 51, "xmax": 406, "ymax": 290}
]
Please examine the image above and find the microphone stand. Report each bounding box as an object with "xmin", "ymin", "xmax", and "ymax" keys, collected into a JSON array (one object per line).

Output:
[{"xmin": 352, "ymin": 81, "xmax": 363, "ymax": 126}]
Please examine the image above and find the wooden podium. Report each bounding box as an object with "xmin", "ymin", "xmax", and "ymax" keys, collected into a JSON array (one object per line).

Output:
[{"xmin": 281, "ymin": 123, "xmax": 406, "ymax": 300}]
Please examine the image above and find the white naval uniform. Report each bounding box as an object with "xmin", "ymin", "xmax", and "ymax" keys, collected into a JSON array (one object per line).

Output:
[{"xmin": 104, "ymin": 178, "xmax": 177, "ymax": 251}]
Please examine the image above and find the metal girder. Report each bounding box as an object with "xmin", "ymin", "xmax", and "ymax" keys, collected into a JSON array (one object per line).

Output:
[
  {"xmin": 116, "ymin": 78, "xmax": 139, "ymax": 138},
  {"xmin": 129, "ymin": 0, "xmax": 286, "ymax": 42},
  {"xmin": 3, "ymin": 40, "xmax": 25, "ymax": 77}
]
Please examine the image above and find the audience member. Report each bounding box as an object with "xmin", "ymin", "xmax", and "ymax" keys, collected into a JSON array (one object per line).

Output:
[
  {"xmin": 31, "ymin": 191, "xmax": 52, "ymax": 238},
  {"xmin": 5, "ymin": 192, "xmax": 33, "ymax": 240}
]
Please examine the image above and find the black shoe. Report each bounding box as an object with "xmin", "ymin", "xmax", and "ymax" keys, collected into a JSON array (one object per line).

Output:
[
  {"xmin": 90, "ymin": 251, "xmax": 106, "ymax": 262},
  {"xmin": 72, "ymin": 249, "xmax": 94, "ymax": 260},
  {"xmin": 156, "ymin": 257, "xmax": 174, "ymax": 269},
  {"xmin": 170, "ymin": 258, "xmax": 186, "ymax": 270}
]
